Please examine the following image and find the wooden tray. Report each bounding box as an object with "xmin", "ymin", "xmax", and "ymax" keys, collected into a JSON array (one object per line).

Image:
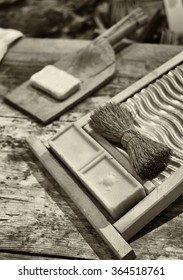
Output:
[
  {"xmin": 5, "ymin": 8, "xmax": 147, "ymax": 125},
  {"xmin": 27, "ymin": 51, "xmax": 183, "ymax": 259}
]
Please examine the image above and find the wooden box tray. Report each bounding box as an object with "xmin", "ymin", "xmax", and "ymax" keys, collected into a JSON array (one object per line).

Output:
[{"xmin": 27, "ymin": 51, "xmax": 183, "ymax": 259}]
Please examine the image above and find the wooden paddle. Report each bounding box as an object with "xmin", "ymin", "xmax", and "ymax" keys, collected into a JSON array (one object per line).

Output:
[{"xmin": 5, "ymin": 8, "xmax": 147, "ymax": 124}]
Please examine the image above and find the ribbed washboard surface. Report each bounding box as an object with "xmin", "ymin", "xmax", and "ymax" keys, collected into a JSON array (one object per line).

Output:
[{"xmin": 123, "ymin": 64, "xmax": 183, "ymax": 187}]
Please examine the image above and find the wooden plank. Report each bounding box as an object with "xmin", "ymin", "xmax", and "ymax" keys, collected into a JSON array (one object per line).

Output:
[
  {"xmin": 27, "ymin": 136, "xmax": 135, "ymax": 260},
  {"xmin": 5, "ymin": 38, "xmax": 116, "ymax": 124},
  {"xmin": 8, "ymin": 38, "xmax": 89, "ymax": 56}
]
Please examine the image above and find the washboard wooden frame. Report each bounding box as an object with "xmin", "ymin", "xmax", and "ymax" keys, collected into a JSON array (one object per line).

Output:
[{"xmin": 27, "ymin": 51, "xmax": 183, "ymax": 259}]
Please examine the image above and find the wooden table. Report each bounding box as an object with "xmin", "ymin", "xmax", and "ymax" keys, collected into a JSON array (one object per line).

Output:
[{"xmin": 0, "ymin": 38, "xmax": 183, "ymax": 260}]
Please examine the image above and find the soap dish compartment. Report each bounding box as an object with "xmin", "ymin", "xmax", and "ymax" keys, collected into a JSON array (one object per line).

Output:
[
  {"xmin": 49, "ymin": 123, "xmax": 103, "ymax": 171},
  {"xmin": 49, "ymin": 123, "xmax": 146, "ymax": 220},
  {"xmin": 78, "ymin": 153, "xmax": 146, "ymax": 220}
]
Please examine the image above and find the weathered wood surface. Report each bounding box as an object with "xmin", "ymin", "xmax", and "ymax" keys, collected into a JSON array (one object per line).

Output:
[{"xmin": 0, "ymin": 38, "xmax": 183, "ymax": 260}]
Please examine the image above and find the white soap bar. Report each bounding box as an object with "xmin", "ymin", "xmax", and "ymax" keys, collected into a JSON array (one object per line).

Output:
[
  {"xmin": 49, "ymin": 124, "xmax": 146, "ymax": 220},
  {"xmin": 30, "ymin": 65, "xmax": 80, "ymax": 100},
  {"xmin": 80, "ymin": 155, "xmax": 146, "ymax": 220}
]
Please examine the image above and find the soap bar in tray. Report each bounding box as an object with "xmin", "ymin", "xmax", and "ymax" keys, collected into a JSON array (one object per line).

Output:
[{"xmin": 49, "ymin": 124, "xmax": 146, "ymax": 220}]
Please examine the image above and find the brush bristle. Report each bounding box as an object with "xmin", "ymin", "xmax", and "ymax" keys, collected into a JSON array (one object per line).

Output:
[
  {"xmin": 89, "ymin": 102, "xmax": 133, "ymax": 143},
  {"xmin": 89, "ymin": 102, "xmax": 172, "ymax": 179},
  {"xmin": 127, "ymin": 134, "xmax": 171, "ymax": 179}
]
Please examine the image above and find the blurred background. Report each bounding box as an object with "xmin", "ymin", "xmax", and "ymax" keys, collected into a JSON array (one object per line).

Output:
[{"xmin": 0, "ymin": 0, "xmax": 183, "ymax": 44}]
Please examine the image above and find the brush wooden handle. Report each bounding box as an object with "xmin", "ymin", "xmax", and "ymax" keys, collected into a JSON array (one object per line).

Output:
[
  {"xmin": 97, "ymin": 8, "xmax": 148, "ymax": 49},
  {"xmin": 109, "ymin": 14, "xmax": 147, "ymax": 47}
]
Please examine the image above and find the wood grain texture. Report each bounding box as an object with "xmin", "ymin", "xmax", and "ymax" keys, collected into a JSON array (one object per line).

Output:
[{"xmin": 0, "ymin": 38, "xmax": 183, "ymax": 259}]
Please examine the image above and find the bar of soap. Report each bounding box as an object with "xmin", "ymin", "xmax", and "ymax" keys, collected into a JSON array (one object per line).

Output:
[
  {"xmin": 49, "ymin": 124, "xmax": 146, "ymax": 220},
  {"xmin": 49, "ymin": 124, "xmax": 102, "ymax": 170},
  {"xmin": 80, "ymin": 155, "xmax": 146, "ymax": 220},
  {"xmin": 30, "ymin": 65, "xmax": 80, "ymax": 100}
]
